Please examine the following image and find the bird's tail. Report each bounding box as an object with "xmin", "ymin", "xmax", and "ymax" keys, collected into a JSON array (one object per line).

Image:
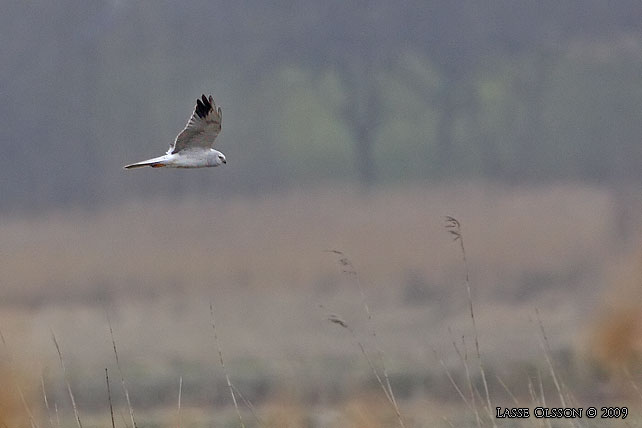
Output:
[
  {"xmin": 123, "ymin": 162, "xmax": 151, "ymax": 169},
  {"xmin": 123, "ymin": 157, "xmax": 167, "ymax": 169}
]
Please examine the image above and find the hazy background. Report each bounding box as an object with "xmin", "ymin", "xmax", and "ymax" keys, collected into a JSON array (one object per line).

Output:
[{"xmin": 2, "ymin": 2, "xmax": 642, "ymax": 427}]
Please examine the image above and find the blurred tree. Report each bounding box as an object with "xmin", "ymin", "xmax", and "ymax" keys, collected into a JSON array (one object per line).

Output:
[
  {"xmin": 334, "ymin": 51, "xmax": 387, "ymax": 186},
  {"xmin": 3, "ymin": 0, "xmax": 642, "ymax": 209}
]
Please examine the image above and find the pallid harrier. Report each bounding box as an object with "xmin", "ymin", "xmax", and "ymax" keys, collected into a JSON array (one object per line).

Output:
[{"xmin": 124, "ymin": 94, "xmax": 226, "ymax": 169}]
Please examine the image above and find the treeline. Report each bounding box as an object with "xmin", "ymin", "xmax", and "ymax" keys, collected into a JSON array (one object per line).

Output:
[{"xmin": 2, "ymin": 1, "xmax": 642, "ymax": 209}]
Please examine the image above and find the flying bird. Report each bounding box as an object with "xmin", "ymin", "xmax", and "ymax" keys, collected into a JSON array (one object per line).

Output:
[{"xmin": 124, "ymin": 94, "xmax": 226, "ymax": 169}]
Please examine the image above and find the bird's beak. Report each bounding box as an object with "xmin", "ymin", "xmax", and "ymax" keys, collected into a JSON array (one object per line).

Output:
[{"xmin": 222, "ymin": 159, "xmax": 226, "ymax": 164}]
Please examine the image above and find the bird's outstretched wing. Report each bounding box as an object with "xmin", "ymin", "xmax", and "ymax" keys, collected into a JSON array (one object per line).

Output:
[{"xmin": 169, "ymin": 94, "xmax": 222, "ymax": 154}]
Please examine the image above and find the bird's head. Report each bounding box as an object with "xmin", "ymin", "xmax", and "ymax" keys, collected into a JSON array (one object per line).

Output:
[{"xmin": 209, "ymin": 150, "xmax": 226, "ymax": 166}]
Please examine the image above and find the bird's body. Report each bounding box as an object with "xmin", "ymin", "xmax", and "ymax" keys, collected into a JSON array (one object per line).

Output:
[
  {"xmin": 123, "ymin": 149, "xmax": 225, "ymax": 169},
  {"xmin": 124, "ymin": 94, "xmax": 226, "ymax": 169}
]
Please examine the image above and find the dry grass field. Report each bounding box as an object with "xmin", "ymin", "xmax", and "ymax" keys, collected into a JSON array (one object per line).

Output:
[{"xmin": 0, "ymin": 182, "xmax": 641, "ymax": 427}]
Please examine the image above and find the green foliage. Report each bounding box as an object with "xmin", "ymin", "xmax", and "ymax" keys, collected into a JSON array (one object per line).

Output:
[{"xmin": 273, "ymin": 67, "xmax": 354, "ymax": 182}]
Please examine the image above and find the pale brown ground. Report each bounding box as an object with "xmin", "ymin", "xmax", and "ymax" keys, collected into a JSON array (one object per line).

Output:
[{"xmin": 0, "ymin": 182, "xmax": 640, "ymax": 427}]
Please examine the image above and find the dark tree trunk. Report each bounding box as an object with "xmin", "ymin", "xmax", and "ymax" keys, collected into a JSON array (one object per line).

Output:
[
  {"xmin": 339, "ymin": 59, "xmax": 382, "ymax": 188},
  {"xmin": 354, "ymin": 124, "xmax": 376, "ymax": 186},
  {"xmin": 515, "ymin": 50, "xmax": 556, "ymax": 181},
  {"xmin": 435, "ymin": 77, "xmax": 456, "ymax": 175},
  {"xmin": 469, "ymin": 86, "xmax": 503, "ymax": 178}
]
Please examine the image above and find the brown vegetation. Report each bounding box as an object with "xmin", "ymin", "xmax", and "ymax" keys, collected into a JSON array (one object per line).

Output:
[{"xmin": 0, "ymin": 183, "xmax": 641, "ymax": 425}]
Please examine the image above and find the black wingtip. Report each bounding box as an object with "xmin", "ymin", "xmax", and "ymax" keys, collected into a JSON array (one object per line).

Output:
[
  {"xmin": 202, "ymin": 94, "xmax": 212, "ymax": 110},
  {"xmin": 195, "ymin": 99, "xmax": 208, "ymax": 119},
  {"xmin": 195, "ymin": 94, "xmax": 213, "ymax": 119}
]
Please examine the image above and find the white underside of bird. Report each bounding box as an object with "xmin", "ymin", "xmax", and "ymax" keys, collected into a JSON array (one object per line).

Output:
[
  {"xmin": 124, "ymin": 94, "xmax": 227, "ymax": 169},
  {"xmin": 123, "ymin": 148, "xmax": 226, "ymax": 169}
]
